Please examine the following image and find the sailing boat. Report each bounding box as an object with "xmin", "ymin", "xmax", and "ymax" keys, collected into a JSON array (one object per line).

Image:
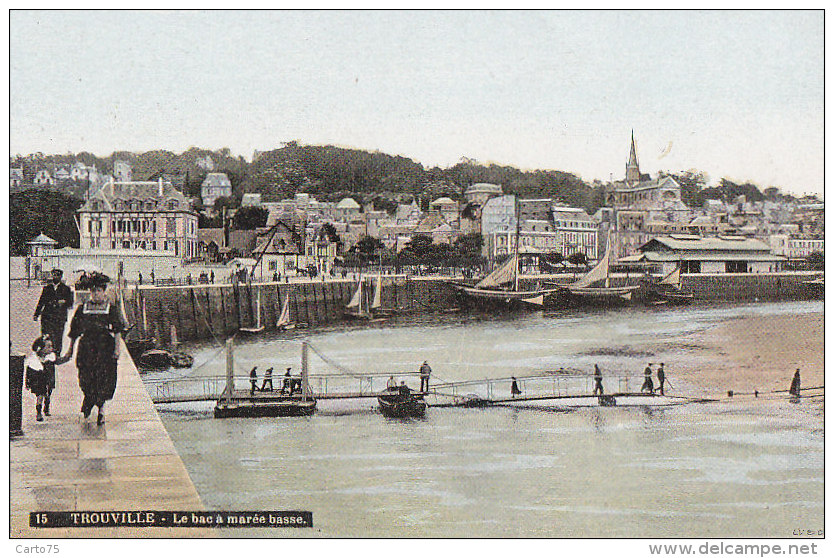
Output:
[
  {"xmin": 556, "ymin": 234, "xmax": 639, "ymax": 306},
  {"xmin": 649, "ymin": 265, "xmax": 693, "ymax": 305},
  {"xmin": 345, "ymin": 275, "xmax": 389, "ymax": 321},
  {"xmin": 344, "ymin": 277, "xmax": 370, "ymax": 319},
  {"xmin": 457, "ymin": 253, "xmax": 562, "ymax": 309},
  {"xmin": 275, "ymin": 292, "xmax": 296, "ymax": 331},
  {"xmin": 239, "ymin": 288, "xmax": 266, "ymax": 333}
]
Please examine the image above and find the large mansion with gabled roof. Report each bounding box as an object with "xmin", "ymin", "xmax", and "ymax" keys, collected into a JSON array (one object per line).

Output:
[{"xmin": 77, "ymin": 177, "xmax": 199, "ymax": 259}]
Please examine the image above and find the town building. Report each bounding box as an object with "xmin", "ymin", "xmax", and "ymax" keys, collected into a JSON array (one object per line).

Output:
[
  {"xmin": 768, "ymin": 235, "xmax": 824, "ymax": 260},
  {"xmin": 633, "ymin": 235, "xmax": 784, "ymax": 275},
  {"xmin": 34, "ymin": 169, "xmax": 54, "ymax": 185},
  {"xmin": 201, "ymin": 172, "xmax": 233, "ymax": 207},
  {"xmin": 113, "ymin": 160, "xmax": 132, "ymax": 182},
  {"xmin": 77, "ymin": 178, "xmax": 199, "ymax": 259},
  {"xmin": 463, "ymin": 183, "xmax": 503, "ymax": 205},
  {"xmin": 606, "ymin": 133, "xmax": 692, "ymax": 257},
  {"xmin": 429, "ymin": 197, "xmax": 460, "ymax": 225},
  {"xmin": 10, "ymin": 167, "xmax": 24, "ymax": 187},
  {"xmin": 551, "ymin": 205, "xmax": 598, "ymax": 260}
]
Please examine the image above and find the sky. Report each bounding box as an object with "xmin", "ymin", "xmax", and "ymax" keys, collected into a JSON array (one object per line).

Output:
[{"xmin": 9, "ymin": 10, "xmax": 824, "ymax": 197}]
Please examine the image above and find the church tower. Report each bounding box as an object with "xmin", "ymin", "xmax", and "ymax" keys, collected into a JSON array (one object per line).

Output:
[{"xmin": 625, "ymin": 130, "xmax": 641, "ymax": 185}]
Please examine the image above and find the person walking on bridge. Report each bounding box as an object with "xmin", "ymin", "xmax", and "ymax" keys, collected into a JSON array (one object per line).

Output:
[
  {"xmin": 511, "ymin": 376, "xmax": 522, "ymax": 398},
  {"xmin": 641, "ymin": 364, "xmax": 654, "ymax": 394},
  {"xmin": 656, "ymin": 363, "xmax": 666, "ymax": 395},
  {"xmin": 249, "ymin": 366, "xmax": 258, "ymax": 396},
  {"xmin": 261, "ymin": 367, "xmax": 274, "ymax": 392},
  {"xmin": 419, "ymin": 361, "xmax": 432, "ymax": 392},
  {"xmin": 593, "ymin": 364, "xmax": 604, "ymax": 396}
]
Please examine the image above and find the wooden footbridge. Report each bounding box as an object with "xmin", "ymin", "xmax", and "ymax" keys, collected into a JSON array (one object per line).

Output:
[
  {"xmin": 141, "ymin": 339, "xmax": 697, "ymax": 408},
  {"xmin": 141, "ymin": 339, "xmax": 821, "ymax": 411}
]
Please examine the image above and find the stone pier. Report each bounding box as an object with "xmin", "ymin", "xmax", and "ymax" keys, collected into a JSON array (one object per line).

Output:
[{"xmin": 9, "ymin": 282, "xmax": 212, "ymax": 538}]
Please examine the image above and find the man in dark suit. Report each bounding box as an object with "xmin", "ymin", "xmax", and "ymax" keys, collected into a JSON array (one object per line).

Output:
[{"xmin": 33, "ymin": 268, "xmax": 74, "ymax": 353}]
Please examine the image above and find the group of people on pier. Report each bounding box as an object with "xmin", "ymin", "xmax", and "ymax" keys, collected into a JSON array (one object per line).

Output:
[
  {"xmin": 27, "ymin": 269, "xmax": 125, "ymax": 425},
  {"xmin": 249, "ymin": 366, "xmax": 302, "ymax": 396}
]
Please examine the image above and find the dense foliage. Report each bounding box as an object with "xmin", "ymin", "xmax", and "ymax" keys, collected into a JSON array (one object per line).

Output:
[{"xmin": 10, "ymin": 190, "xmax": 83, "ymax": 255}]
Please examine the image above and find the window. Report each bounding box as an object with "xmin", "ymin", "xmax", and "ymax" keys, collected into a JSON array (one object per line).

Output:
[
  {"xmin": 167, "ymin": 218, "xmax": 176, "ymax": 234},
  {"xmin": 168, "ymin": 200, "xmax": 179, "ymax": 210},
  {"xmin": 145, "ymin": 201, "xmax": 155, "ymax": 210},
  {"xmin": 122, "ymin": 241, "xmax": 130, "ymax": 249},
  {"xmin": 726, "ymin": 261, "xmax": 748, "ymax": 273},
  {"xmin": 681, "ymin": 260, "xmax": 701, "ymax": 274}
]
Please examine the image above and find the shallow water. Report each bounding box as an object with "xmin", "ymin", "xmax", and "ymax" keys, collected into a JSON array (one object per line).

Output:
[{"xmin": 154, "ymin": 301, "xmax": 824, "ymax": 537}]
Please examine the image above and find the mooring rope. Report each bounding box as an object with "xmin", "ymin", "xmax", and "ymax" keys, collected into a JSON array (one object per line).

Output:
[{"xmin": 307, "ymin": 342, "xmax": 365, "ymax": 377}]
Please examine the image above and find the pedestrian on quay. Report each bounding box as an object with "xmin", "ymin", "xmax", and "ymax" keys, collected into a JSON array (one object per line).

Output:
[
  {"xmin": 138, "ymin": 272, "xmax": 143, "ymax": 285},
  {"xmin": 419, "ymin": 361, "xmax": 432, "ymax": 392},
  {"xmin": 273, "ymin": 271, "xmax": 279, "ymax": 282},
  {"xmin": 33, "ymin": 268, "xmax": 74, "ymax": 354},
  {"xmin": 25, "ymin": 336, "xmax": 57, "ymax": 422},
  {"xmin": 511, "ymin": 376, "xmax": 522, "ymax": 398},
  {"xmin": 656, "ymin": 363, "xmax": 666, "ymax": 395},
  {"xmin": 641, "ymin": 363, "xmax": 654, "ymax": 394},
  {"xmin": 150, "ymin": 270, "xmax": 155, "ymax": 285},
  {"xmin": 789, "ymin": 369, "xmax": 801, "ymax": 397},
  {"xmin": 60, "ymin": 272, "xmax": 126, "ymax": 425},
  {"xmin": 593, "ymin": 364, "xmax": 604, "ymax": 396},
  {"xmin": 210, "ymin": 270, "xmax": 215, "ymax": 284},
  {"xmin": 249, "ymin": 366, "xmax": 258, "ymax": 396},
  {"xmin": 261, "ymin": 367, "xmax": 274, "ymax": 392}
]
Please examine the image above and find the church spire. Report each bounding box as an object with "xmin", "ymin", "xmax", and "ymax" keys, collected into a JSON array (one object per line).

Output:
[{"xmin": 625, "ymin": 130, "xmax": 641, "ymax": 184}]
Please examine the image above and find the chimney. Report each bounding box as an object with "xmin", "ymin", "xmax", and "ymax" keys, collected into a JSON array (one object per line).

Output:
[{"xmin": 158, "ymin": 177, "xmax": 164, "ymax": 197}]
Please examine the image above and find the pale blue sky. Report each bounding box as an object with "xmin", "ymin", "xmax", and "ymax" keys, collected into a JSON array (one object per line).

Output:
[{"xmin": 10, "ymin": 10, "xmax": 823, "ymax": 196}]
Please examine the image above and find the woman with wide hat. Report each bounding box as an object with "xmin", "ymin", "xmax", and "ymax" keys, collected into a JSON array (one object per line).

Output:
[{"xmin": 60, "ymin": 272, "xmax": 126, "ymax": 424}]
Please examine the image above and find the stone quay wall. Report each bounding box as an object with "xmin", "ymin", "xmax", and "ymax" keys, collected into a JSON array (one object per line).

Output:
[
  {"xmin": 121, "ymin": 272, "xmax": 821, "ymax": 346},
  {"xmin": 121, "ymin": 277, "xmax": 461, "ymax": 346}
]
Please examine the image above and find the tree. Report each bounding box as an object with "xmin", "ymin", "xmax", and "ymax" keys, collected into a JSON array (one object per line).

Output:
[
  {"xmin": 232, "ymin": 206, "xmax": 268, "ymax": 230},
  {"xmin": 10, "ymin": 190, "xmax": 83, "ymax": 255}
]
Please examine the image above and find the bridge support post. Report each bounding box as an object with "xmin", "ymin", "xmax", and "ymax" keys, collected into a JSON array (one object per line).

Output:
[
  {"xmin": 225, "ymin": 338, "xmax": 234, "ymax": 404},
  {"xmin": 301, "ymin": 340, "xmax": 310, "ymax": 402}
]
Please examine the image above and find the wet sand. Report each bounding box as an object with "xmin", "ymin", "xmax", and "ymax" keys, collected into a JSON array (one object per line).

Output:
[{"xmin": 670, "ymin": 311, "xmax": 824, "ymax": 397}]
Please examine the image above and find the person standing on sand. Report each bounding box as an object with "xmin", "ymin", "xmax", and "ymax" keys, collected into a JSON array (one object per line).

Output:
[
  {"xmin": 60, "ymin": 272, "xmax": 126, "ymax": 425},
  {"xmin": 641, "ymin": 364, "xmax": 654, "ymax": 394},
  {"xmin": 656, "ymin": 363, "xmax": 666, "ymax": 395},
  {"xmin": 789, "ymin": 369, "xmax": 801, "ymax": 396},
  {"xmin": 593, "ymin": 364, "xmax": 604, "ymax": 396}
]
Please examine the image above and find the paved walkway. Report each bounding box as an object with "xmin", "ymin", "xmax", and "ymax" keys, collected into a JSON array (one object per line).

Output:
[{"xmin": 10, "ymin": 283, "xmax": 212, "ymax": 537}]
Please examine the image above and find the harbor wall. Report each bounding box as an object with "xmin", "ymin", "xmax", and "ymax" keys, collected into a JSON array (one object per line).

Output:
[
  {"xmin": 121, "ymin": 277, "xmax": 461, "ymax": 345},
  {"xmin": 121, "ymin": 272, "xmax": 821, "ymax": 345}
]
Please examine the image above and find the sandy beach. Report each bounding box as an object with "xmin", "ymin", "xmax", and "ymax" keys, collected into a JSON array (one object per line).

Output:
[{"xmin": 667, "ymin": 311, "xmax": 824, "ymax": 397}]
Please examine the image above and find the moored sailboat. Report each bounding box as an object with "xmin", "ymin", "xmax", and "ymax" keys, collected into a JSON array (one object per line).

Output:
[
  {"xmin": 554, "ymin": 235, "xmax": 639, "ymax": 306},
  {"xmin": 648, "ymin": 265, "xmax": 693, "ymax": 305}
]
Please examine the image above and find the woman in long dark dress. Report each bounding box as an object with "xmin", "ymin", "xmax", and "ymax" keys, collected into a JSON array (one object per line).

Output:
[{"xmin": 61, "ymin": 273, "xmax": 126, "ymax": 425}]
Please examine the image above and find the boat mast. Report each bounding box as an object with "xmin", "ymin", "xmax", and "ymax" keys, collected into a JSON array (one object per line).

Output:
[
  {"xmin": 224, "ymin": 338, "xmax": 234, "ymax": 405},
  {"xmin": 514, "ymin": 194, "xmax": 520, "ymax": 292}
]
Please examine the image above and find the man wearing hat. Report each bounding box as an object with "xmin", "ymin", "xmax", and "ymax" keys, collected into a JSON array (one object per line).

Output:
[{"xmin": 33, "ymin": 268, "xmax": 74, "ymax": 354}]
